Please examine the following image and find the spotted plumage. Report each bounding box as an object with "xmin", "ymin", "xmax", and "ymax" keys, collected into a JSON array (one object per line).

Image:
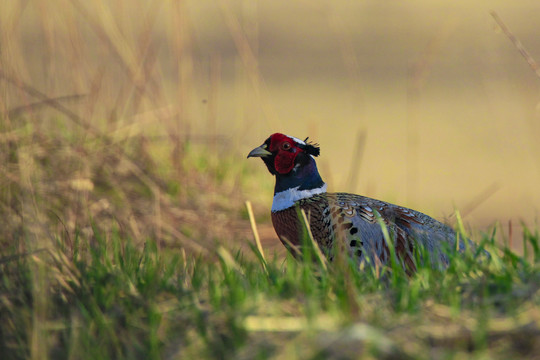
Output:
[{"xmin": 248, "ymin": 133, "xmax": 467, "ymax": 270}]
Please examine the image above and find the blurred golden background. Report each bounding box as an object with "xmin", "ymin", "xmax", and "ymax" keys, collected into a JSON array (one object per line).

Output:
[{"xmin": 1, "ymin": 0, "xmax": 539, "ymax": 250}]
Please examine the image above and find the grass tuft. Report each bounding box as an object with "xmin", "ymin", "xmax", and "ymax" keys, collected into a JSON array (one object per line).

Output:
[{"xmin": 3, "ymin": 224, "xmax": 540, "ymax": 358}]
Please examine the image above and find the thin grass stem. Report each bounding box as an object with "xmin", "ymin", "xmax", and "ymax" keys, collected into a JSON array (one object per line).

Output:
[{"xmin": 300, "ymin": 208, "xmax": 328, "ymax": 271}]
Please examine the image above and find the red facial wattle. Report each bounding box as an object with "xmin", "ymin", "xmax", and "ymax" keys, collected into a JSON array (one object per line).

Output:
[
  {"xmin": 274, "ymin": 150, "xmax": 297, "ymax": 174},
  {"xmin": 268, "ymin": 133, "xmax": 301, "ymax": 175}
]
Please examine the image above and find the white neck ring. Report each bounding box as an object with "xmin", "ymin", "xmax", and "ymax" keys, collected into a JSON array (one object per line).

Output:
[{"xmin": 271, "ymin": 183, "xmax": 327, "ymax": 212}]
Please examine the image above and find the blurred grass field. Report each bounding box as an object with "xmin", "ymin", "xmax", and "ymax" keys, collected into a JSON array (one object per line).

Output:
[{"xmin": 1, "ymin": 0, "xmax": 540, "ymax": 358}]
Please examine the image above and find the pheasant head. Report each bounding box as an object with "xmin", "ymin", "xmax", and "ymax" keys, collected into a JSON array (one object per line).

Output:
[{"xmin": 247, "ymin": 133, "xmax": 327, "ymax": 211}]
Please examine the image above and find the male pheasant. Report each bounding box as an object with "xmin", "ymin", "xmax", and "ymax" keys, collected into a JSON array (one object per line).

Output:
[{"xmin": 248, "ymin": 133, "xmax": 467, "ymax": 271}]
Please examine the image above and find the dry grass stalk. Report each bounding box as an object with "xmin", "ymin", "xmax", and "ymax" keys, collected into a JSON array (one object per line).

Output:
[
  {"xmin": 491, "ymin": 11, "xmax": 540, "ymax": 79},
  {"xmin": 245, "ymin": 200, "xmax": 266, "ymax": 265}
]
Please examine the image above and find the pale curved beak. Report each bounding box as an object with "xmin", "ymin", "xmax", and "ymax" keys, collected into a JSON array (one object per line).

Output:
[{"xmin": 247, "ymin": 145, "xmax": 272, "ymax": 158}]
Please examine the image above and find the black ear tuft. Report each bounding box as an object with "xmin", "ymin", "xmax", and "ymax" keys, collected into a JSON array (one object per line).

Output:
[{"xmin": 301, "ymin": 138, "xmax": 320, "ymax": 157}]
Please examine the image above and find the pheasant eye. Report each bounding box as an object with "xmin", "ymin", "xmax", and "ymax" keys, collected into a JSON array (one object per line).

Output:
[{"xmin": 281, "ymin": 142, "xmax": 292, "ymax": 151}]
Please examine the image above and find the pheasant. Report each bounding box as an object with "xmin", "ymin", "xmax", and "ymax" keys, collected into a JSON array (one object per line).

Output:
[{"xmin": 248, "ymin": 133, "xmax": 468, "ymax": 271}]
